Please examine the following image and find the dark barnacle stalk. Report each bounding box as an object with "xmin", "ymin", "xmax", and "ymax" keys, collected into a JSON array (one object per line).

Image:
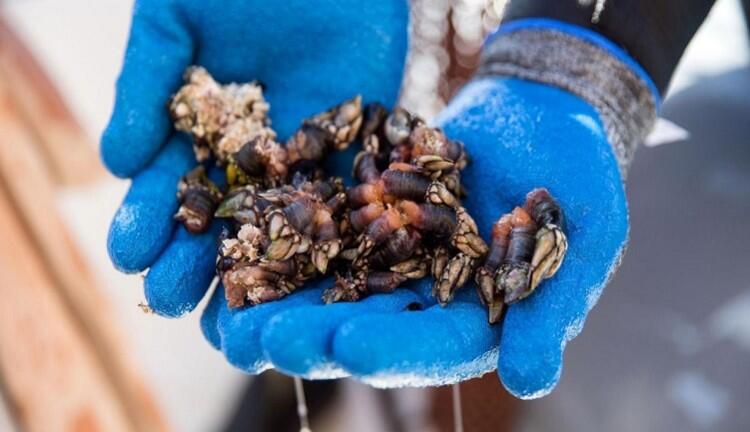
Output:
[
  {"xmin": 398, "ymin": 201, "xmax": 487, "ymax": 304},
  {"xmin": 225, "ymin": 135, "xmax": 288, "ymax": 188},
  {"xmin": 305, "ymin": 95, "xmax": 363, "ymax": 151},
  {"xmin": 323, "ymin": 226, "xmax": 426, "ymax": 303},
  {"xmin": 495, "ymin": 207, "xmax": 537, "ymax": 304},
  {"xmin": 225, "ymin": 96, "xmax": 363, "ymax": 190},
  {"xmin": 287, "ymin": 96, "xmax": 363, "ymax": 168},
  {"xmin": 174, "ymin": 166, "xmax": 223, "ymax": 234},
  {"xmin": 323, "ymin": 271, "xmax": 409, "ymax": 303},
  {"xmin": 525, "ymin": 188, "xmax": 568, "ymax": 292},
  {"xmin": 360, "ymin": 102, "xmax": 389, "ymax": 148},
  {"xmin": 475, "ymin": 214, "xmax": 512, "ymax": 324}
]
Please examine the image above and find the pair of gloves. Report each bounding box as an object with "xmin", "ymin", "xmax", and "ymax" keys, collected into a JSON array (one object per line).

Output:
[{"xmin": 103, "ymin": 0, "xmax": 656, "ymax": 398}]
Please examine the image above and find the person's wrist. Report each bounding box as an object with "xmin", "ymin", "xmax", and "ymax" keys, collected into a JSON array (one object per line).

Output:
[{"xmin": 477, "ymin": 18, "xmax": 659, "ymax": 177}]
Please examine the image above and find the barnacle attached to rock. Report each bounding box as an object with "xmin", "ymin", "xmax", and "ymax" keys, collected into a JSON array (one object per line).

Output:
[
  {"xmin": 223, "ymin": 261, "xmax": 300, "ymax": 308},
  {"xmin": 169, "ymin": 66, "xmax": 274, "ymax": 162},
  {"xmin": 217, "ymin": 223, "xmax": 267, "ymax": 272}
]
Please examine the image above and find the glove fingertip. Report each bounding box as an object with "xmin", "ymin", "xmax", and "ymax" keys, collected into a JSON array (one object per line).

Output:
[
  {"xmin": 259, "ymin": 282, "xmax": 330, "ymax": 375},
  {"xmin": 498, "ymin": 296, "xmax": 571, "ymax": 399},
  {"xmin": 261, "ymin": 306, "xmax": 332, "ymax": 376},
  {"xmin": 262, "ymin": 288, "xmax": 422, "ymax": 376},
  {"xmin": 217, "ymin": 288, "xmax": 323, "ymax": 374},
  {"xmin": 107, "ymin": 178, "xmax": 176, "ymax": 273},
  {"xmin": 216, "ymin": 303, "xmax": 265, "ymax": 374},
  {"xmin": 333, "ymin": 302, "xmax": 500, "ymax": 383},
  {"xmin": 331, "ymin": 314, "xmax": 388, "ymax": 376},
  {"xmin": 497, "ymin": 338, "xmax": 564, "ymax": 400},
  {"xmin": 106, "ymin": 207, "xmax": 149, "ymax": 273},
  {"xmin": 144, "ymin": 224, "xmax": 222, "ymax": 317},
  {"xmin": 107, "ymin": 135, "xmax": 197, "ymax": 273},
  {"xmin": 496, "ymin": 237, "xmax": 622, "ymax": 399}
]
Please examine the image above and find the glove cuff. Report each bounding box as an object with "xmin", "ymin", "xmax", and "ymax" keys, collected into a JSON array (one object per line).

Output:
[{"xmin": 478, "ymin": 18, "xmax": 659, "ymax": 176}]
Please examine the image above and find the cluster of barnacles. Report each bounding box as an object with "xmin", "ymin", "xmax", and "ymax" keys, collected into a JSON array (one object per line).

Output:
[
  {"xmin": 215, "ymin": 175, "xmax": 348, "ymax": 307},
  {"xmin": 321, "ymin": 104, "xmax": 489, "ymax": 305},
  {"xmin": 168, "ymin": 67, "xmax": 568, "ymax": 323},
  {"xmin": 169, "ymin": 66, "xmax": 274, "ymax": 163},
  {"xmin": 169, "ymin": 66, "xmax": 360, "ymax": 307}
]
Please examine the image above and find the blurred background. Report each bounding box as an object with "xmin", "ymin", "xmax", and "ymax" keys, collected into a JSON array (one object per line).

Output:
[{"xmin": 0, "ymin": 0, "xmax": 748, "ymax": 431}]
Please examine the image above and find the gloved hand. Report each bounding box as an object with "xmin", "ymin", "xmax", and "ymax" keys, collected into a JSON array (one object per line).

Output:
[
  {"xmin": 316, "ymin": 76, "xmax": 631, "ymax": 396},
  {"xmin": 249, "ymin": 20, "xmax": 658, "ymax": 398},
  {"xmin": 103, "ymin": 0, "xmax": 408, "ymax": 314},
  {"xmin": 105, "ymin": 5, "xmax": 658, "ymax": 399}
]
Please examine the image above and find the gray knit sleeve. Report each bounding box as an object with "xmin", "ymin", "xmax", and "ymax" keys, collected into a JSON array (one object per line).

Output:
[{"xmin": 477, "ymin": 28, "xmax": 658, "ymax": 175}]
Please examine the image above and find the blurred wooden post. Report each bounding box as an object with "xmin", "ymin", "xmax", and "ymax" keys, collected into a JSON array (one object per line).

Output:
[
  {"xmin": 0, "ymin": 185, "xmax": 134, "ymax": 432},
  {"xmin": 0, "ymin": 16, "xmax": 169, "ymax": 432},
  {"xmin": 0, "ymin": 17, "xmax": 103, "ymax": 186}
]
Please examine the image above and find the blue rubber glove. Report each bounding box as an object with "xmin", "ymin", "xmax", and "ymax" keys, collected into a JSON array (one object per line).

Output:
[
  {"xmin": 105, "ymin": 5, "xmax": 658, "ymax": 399},
  {"xmin": 103, "ymin": 0, "xmax": 409, "ymax": 315},
  {"xmin": 256, "ymin": 20, "xmax": 659, "ymax": 398}
]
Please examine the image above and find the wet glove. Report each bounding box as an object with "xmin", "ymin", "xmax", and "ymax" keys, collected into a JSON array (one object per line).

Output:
[
  {"xmin": 254, "ymin": 19, "xmax": 659, "ymax": 398},
  {"xmin": 103, "ymin": 0, "xmax": 408, "ymax": 314}
]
